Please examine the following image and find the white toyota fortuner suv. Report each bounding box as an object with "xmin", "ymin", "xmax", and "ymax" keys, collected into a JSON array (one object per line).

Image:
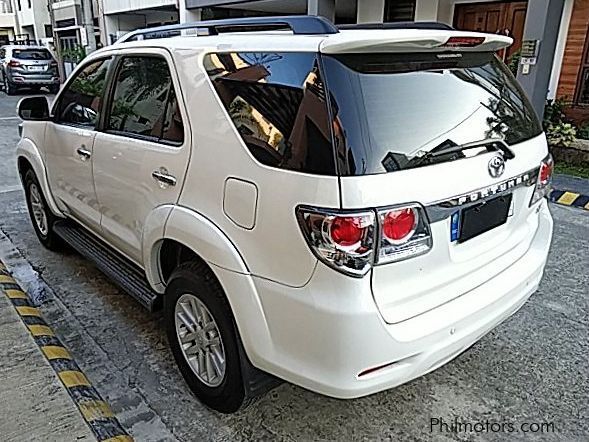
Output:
[{"xmin": 16, "ymin": 16, "xmax": 554, "ymax": 413}]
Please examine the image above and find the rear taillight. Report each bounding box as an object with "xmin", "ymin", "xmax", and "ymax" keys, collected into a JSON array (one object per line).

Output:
[
  {"xmin": 8, "ymin": 60, "xmax": 21, "ymax": 68},
  {"xmin": 530, "ymin": 154, "xmax": 553, "ymax": 206},
  {"xmin": 443, "ymin": 36, "xmax": 485, "ymax": 47},
  {"xmin": 377, "ymin": 205, "xmax": 432, "ymax": 265},
  {"xmin": 297, "ymin": 204, "xmax": 432, "ymax": 277},
  {"xmin": 297, "ymin": 208, "xmax": 375, "ymax": 277}
]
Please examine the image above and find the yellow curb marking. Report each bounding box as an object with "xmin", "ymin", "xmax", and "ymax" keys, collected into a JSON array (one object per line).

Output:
[
  {"xmin": 0, "ymin": 274, "xmax": 16, "ymax": 283},
  {"xmin": 58, "ymin": 370, "xmax": 91, "ymax": 388},
  {"xmin": 5, "ymin": 289, "xmax": 27, "ymax": 299},
  {"xmin": 41, "ymin": 345, "xmax": 72, "ymax": 360},
  {"xmin": 16, "ymin": 306, "xmax": 42, "ymax": 317},
  {"xmin": 102, "ymin": 436, "xmax": 134, "ymax": 442},
  {"xmin": 557, "ymin": 191, "xmax": 579, "ymax": 205},
  {"xmin": 79, "ymin": 400, "xmax": 115, "ymax": 422},
  {"xmin": 28, "ymin": 324, "xmax": 55, "ymax": 337}
]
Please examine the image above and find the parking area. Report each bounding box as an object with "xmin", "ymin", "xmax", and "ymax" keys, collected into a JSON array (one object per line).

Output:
[{"xmin": 0, "ymin": 91, "xmax": 588, "ymax": 441}]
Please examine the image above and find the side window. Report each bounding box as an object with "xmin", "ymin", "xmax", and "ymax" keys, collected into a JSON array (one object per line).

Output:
[
  {"xmin": 107, "ymin": 56, "xmax": 184, "ymax": 144},
  {"xmin": 58, "ymin": 58, "xmax": 111, "ymax": 127},
  {"xmin": 204, "ymin": 52, "xmax": 335, "ymax": 175}
]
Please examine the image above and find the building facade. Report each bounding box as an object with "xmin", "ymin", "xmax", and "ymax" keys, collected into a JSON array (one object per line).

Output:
[{"xmin": 97, "ymin": 0, "xmax": 588, "ymax": 120}]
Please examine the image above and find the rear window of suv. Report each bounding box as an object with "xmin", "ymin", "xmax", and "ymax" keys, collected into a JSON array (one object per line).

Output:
[
  {"xmin": 322, "ymin": 51, "xmax": 542, "ymax": 176},
  {"xmin": 13, "ymin": 49, "xmax": 52, "ymax": 60}
]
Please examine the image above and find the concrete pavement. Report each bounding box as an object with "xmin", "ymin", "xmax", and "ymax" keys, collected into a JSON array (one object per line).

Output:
[{"xmin": 0, "ymin": 277, "xmax": 94, "ymax": 441}]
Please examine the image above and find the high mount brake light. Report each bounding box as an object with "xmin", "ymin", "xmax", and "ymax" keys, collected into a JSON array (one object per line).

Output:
[
  {"xmin": 530, "ymin": 154, "xmax": 554, "ymax": 206},
  {"xmin": 443, "ymin": 36, "xmax": 485, "ymax": 47},
  {"xmin": 297, "ymin": 204, "xmax": 432, "ymax": 277}
]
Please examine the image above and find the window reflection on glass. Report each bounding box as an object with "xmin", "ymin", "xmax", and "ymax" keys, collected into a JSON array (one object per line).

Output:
[
  {"xmin": 204, "ymin": 52, "xmax": 335, "ymax": 175},
  {"xmin": 59, "ymin": 58, "xmax": 111, "ymax": 127},
  {"xmin": 322, "ymin": 52, "xmax": 542, "ymax": 176},
  {"xmin": 108, "ymin": 56, "xmax": 184, "ymax": 144}
]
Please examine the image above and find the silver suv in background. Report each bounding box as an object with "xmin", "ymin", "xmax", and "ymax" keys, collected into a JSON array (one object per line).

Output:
[{"xmin": 0, "ymin": 45, "xmax": 60, "ymax": 95}]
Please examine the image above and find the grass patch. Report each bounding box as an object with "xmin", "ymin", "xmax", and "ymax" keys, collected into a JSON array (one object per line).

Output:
[{"xmin": 554, "ymin": 163, "xmax": 589, "ymax": 179}]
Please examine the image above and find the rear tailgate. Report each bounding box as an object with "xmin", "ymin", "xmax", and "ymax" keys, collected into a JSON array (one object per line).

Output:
[
  {"xmin": 340, "ymin": 136, "xmax": 546, "ymax": 324},
  {"xmin": 319, "ymin": 43, "xmax": 547, "ymax": 324}
]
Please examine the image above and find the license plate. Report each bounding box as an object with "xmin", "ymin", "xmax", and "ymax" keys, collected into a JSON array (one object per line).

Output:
[
  {"xmin": 452, "ymin": 194, "xmax": 513, "ymax": 243},
  {"xmin": 28, "ymin": 66, "xmax": 45, "ymax": 72}
]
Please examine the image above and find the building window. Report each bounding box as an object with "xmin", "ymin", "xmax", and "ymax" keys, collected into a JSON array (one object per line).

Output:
[
  {"xmin": 16, "ymin": 0, "xmax": 21, "ymax": 11},
  {"xmin": 27, "ymin": 0, "xmax": 30, "ymax": 8},
  {"xmin": 384, "ymin": 0, "xmax": 416, "ymax": 22},
  {"xmin": 44, "ymin": 25, "xmax": 52, "ymax": 38}
]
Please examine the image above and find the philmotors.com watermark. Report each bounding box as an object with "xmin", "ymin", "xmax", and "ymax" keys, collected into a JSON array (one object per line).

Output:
[{"xmin": 430, "ymin": 417, "xmax": 556, "ymax": 434}]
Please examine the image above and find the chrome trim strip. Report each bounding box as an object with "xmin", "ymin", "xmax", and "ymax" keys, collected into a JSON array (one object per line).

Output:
[{"xmin": 426, "ymin": 167, "xmax": 539, "ymax": 223}]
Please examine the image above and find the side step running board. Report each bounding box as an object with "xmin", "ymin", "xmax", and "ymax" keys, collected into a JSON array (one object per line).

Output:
[{"xmin": 53, "ymin": 220, "xmax": 159, "ymax": 311}]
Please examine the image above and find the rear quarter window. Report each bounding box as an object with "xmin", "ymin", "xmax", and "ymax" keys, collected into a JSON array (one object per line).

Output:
[{"xmin": 204, "ymin": 52, "xmax": 336, "ymax": 175}]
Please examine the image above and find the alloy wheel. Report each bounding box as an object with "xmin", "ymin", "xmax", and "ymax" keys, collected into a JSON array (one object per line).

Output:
[
  {"xmin": 175, "ymin": 293, "xmax": 226, "ymax": 387},
  {"xmin": 29, "ymin": 183, "xmax": 48, "ymax": 236}
]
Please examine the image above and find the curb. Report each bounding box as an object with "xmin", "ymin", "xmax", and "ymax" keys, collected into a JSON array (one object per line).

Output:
[
  {"xmin": 549, "ymin": 189, "xmax": 589, "ymax": 211},
  {"xmin": 0, "ymin": 262, "xmax": 133, "ymax": 442}
]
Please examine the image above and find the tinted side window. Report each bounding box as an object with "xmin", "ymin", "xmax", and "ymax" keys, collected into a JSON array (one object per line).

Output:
[
  {"xmin": 204, "ymin": 52, "xmax": 335, "ymax": 175},
  {"xmin": 107, "ymin": 56, "xmax": 184, "ymax": 144},
  {"xmin": 58, "ymin": 58, "xmax": 111, "ymax": 127}
]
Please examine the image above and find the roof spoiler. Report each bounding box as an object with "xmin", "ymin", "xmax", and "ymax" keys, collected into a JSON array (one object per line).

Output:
[
  {"xmin": 320, "ymin": 30, "xmax": 513, "ymax": 54},
  {"xmin": 116, "ymin": 15, "xmax": 339, "ymax": 44}
]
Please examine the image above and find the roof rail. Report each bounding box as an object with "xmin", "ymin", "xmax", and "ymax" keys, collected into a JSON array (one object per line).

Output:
[
  {"xmin": 117, "ymin": 15, "xmax": 339, "ymax": 44},
  {"xmin": 338, "ymin": 21, "xmax": 455, "ymax": 31}
]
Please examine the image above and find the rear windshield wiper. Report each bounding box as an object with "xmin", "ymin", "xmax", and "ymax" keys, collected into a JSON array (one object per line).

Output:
[{"xmin": 413, "ymin": 138, "xmax": 515, "ymax": 165}]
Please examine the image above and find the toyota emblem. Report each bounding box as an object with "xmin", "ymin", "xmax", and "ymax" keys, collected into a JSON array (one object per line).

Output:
[{"xmin": 488, "ymin": 155, "xmax": 505, "ymax": 178}]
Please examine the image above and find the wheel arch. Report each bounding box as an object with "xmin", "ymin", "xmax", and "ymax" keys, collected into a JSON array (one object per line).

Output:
[
  {"xmin": 143, "ymin": 206, "xmax": 273, "ymax": 368},
  {"xmin": 16, "ymin": 139, "xmax": 63, "ymax": 217}
]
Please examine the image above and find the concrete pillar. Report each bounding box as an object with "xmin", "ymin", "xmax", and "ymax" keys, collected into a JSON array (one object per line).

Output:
[
  {"xmin": 307, "ymin": 0, "xmax": 335, "ymax": 23},
  {"xmin": 102, "ymin": 15, "xmax": 118, "ymax": 45},
  {"xmin": 547, "ymin": 0, "xmax": 574, "ymax": 99},
  {"xmin": 415, "ymin": 0, "xmax": 440, "ymax": 22},
  {"xmin": 357, "ymin": 0, "xmax": 385, "ymax": 24},
  {"xmin": 180, "ymin": 4, "xmax": 200, "ymax": 24},
  {"xmin": 517, "ymin": 0, "xmax": 565, "ymax": 119}
]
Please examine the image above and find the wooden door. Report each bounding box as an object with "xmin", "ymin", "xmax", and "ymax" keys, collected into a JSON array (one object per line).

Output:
[{"xmin": 454, "ymin": 1, "xmax": 528, "ymax": 59}]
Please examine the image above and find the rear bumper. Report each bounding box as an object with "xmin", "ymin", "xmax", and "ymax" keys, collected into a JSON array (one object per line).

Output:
[
  {"xmin": 7, "ymin": 72, "xmax": 59, "ymax": 85},
  {"xmin": 239, "ymin": 200, "xmax": 553, "ymax": 398}
]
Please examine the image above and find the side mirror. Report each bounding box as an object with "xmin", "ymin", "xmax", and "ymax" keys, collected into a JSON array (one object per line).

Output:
[{"xmin": 17, "ymin": 96, "xmax": 50, "ymax": 121}]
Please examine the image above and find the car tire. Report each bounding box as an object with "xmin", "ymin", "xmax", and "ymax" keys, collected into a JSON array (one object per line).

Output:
[
  {"xmin": 23, "ymin": 169, "xmax": 64, "ymax": 251},
  {"xmin": 164, "ymin": 261, "xmax": 247, "ymax": 413},
  {"xmin": 3, "ymin": 76, "xmax": 16, "ymax": 95}
]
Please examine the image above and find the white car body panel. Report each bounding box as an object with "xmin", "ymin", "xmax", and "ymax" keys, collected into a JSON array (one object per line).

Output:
[
  {"xmin": 16, "ymin": 130, "xmax": 64, "ymax": 217},
  {"xmin": 44, "ymin": 124, "xmax": 101, "ymax": 231}
]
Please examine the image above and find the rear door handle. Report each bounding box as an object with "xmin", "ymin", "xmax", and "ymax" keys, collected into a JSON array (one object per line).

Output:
[
  {"xmin": 76, "ymin": 146, "xmax": 91, "ymax": 161},
  {"xmin": 152, "ymin": 168, "xmax": 177, "ymax": 187}
]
